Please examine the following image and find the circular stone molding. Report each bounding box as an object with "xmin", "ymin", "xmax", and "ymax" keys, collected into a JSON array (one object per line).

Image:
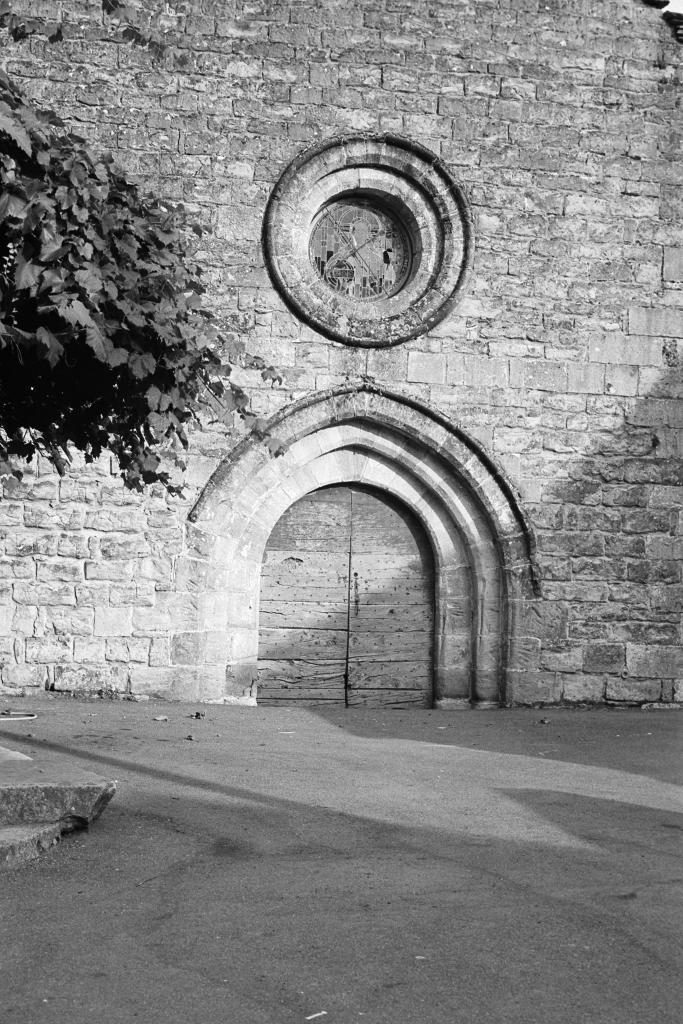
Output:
[{"xmin": 263, "ymin": 135, "xmax": 474, "ymax": 347}]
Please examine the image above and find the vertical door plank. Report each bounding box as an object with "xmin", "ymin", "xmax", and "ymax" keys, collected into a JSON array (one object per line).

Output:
[
  {"xmin": 257, "ymin": 487, "xmax": 351, "ymax": 705},
  {"xmin": 347, "ymin": 488, "xmax": 434, "ymax": 708}
]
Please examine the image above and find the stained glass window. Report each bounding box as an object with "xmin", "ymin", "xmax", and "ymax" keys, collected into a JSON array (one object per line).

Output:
[{"xmin": 309, "ymin": 200, "xmax": 411, "ymax": 301}]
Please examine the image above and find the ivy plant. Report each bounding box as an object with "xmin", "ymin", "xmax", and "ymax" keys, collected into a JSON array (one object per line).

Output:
[{"xmin": 0, "ymin": 11, "xmax": 280, "ymax": 492}]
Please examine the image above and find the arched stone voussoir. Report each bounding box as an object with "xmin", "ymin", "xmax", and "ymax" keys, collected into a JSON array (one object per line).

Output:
[
  {"xmin": 229, "ymin": 437, "xmax": 481, "ymax": 583},
  {"xmin": 192, "ymin": 387, "xmax": 535, "ymax": 555},
  {"xmin": 189, "ymin": 385, "xmax": 537, "ymax": 706}
]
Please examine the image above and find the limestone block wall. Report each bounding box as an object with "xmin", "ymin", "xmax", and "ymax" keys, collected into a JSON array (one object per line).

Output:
[{"xmin": 0, "ymin": 0, "xmax": 681, "ymax": 705}]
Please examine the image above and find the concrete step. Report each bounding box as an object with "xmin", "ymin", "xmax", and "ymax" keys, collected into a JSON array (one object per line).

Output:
[
  {"xmin": 0, "ymin": 744, "xmax": 116, "ymax": 868},
  {"xmin": 0, "ymin": 822, "xmax": 62, "ymax": 869}
]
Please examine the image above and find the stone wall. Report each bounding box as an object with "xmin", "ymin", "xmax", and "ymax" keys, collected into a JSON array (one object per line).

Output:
[{"xmin": 0, "ymin": 0, "xmax": 681, "ymax": 705}]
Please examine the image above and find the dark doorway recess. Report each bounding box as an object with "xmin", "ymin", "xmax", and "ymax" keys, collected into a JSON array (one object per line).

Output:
[{"xmin": 257, "ymin": 485, "xmax": 434, "ymax": 707}]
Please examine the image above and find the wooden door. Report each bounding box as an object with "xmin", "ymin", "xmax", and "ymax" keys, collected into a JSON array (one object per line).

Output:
[
  {"xmin": 258, "ymin": 485, "xmax": 434, "ymax": 707},
  {"xmin": 258, "ymin": 488, "xmax": 351, "ymax": 704},
  {"xmin": 346, "ymin": 487, "xmax": 433, "ymax": 707}
]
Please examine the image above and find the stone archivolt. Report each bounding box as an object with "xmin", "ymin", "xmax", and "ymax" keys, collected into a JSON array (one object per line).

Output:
[{"xmin": 188, "ymin": 386, "xmax": 538, "ymax": 707}]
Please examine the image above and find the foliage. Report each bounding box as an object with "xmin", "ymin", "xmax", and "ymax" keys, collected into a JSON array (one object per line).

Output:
[
  {"xmin": 0, "ymin": 27, "xmax": 280, "ymax": 491},
  {"xmin": 0, "ymin": 1, "xmax": 62, "ymax": 43},
  {"xmin": 643, "ymin": 0, "xmax": 683, "ymax": 42},
  {"xmin": 0, "ymin": 0, "xmax": 171, "ymax": 55},
  {"xmin": 101, "ymin": 0, "xmax": 181, "ymax": 62}
]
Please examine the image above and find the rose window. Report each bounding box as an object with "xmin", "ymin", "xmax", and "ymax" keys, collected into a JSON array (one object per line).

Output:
[
  {"xmin": 309, "ymin": 200, "xmax": 412, "ymax": 302},
  {"xmin": 264, "ymin": 136, "xmax": 474, "ymax": 347}
]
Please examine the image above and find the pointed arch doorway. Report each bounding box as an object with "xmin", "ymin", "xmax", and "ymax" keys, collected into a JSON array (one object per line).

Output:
[
  {"xmin": 187, "ymin": 386, "xmax": 539, "ymax": 707},
  {"xmin": 258, "ymin": 484, "xmax": 435, "ymax": 707}
]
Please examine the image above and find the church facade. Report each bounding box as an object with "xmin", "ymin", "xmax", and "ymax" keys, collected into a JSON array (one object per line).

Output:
[{"xmin": 0, "ymin": 0, "xmax": 681, "ymax": 707}]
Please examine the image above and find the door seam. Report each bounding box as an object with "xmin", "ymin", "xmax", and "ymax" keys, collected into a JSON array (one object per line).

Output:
[{"xmin": 343, "ymin": 487, "xmax": 354, "ymax": 707}]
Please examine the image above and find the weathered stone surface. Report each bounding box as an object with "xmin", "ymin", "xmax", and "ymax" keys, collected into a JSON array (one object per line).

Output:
[
  {"xmin": 539, "ymin": 645, "xmax": 583, "ymax": 673},
  {"xmin": 38, "ymin": 607, "xmax": 95, "ymax": 636},
  {"xmin": 52, "ymin": 665, "xmax": 129, "ymax": 692},
  {"xmin": 407, "ymin": 352, "xmax": 447, "ymax": 385},
  {"xmin": 0, "ymin": 665, "xmax": 48, "ymax": 689},
  {"xmin": 507, "ymin": 672, "xmax": 563, "ymax": 706},
  {"xmin": 0, "ymin": 751, "xmax": 116, "ymax": 829},
  {"xmin": 13, "ymin": 582, "xmax": 76, "ymax": 606},
  {"xmin": 0, "ymin": 823, "xmax": 62, "ymax": 869},
  {"xmin": 93, "ymin": 607, "xmax": 134, "ymax": 637},
  {"xmin": 628, "ymin": 308, "xmax": 682, "ymax": 338},
  {"xmin": 105, "ymin": 638, "xmax": 151, "ymax": 664},
  {"xmin": 583, "ymin": 644, "xmax": 626, "ymax": 675},
  {"xmin": 606, "ymin": 679, "xmax": 663, "ymax": 703},
  {"xmin": 25, "ymin": 637, "xmax": 73, "ymax": 664},
  {"xmin": 663, "ymin": 248, "xmax": 683, "ymax": 282},
  {"xmin": 626, "ymin": 645, "xmax": 682, "ymax": 679},
  {"xmin": 561, "ymin": 674, "xmax": 607, "ymax": 704},
  {"xmin": 0, "ymin": 0, "xmax": 679, "ymax": 706},
  {"xmin": 73, "ymin": 637, "xmax": 106, "ymax": 663}
]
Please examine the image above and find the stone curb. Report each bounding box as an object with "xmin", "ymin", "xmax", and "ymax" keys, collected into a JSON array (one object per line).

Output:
[
  {"xmin": 0, "ymin": 822, "xmax": 63, "ymax": 869},
  {"xmin": 0, "ymin": 744, "xmax": 117, "ymax": 868}
]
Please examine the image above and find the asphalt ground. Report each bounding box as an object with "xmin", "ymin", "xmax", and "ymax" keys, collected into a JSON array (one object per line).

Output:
[{"xmin": 1, "ymin": 695, "xmax": 682, "ymax": 1024}]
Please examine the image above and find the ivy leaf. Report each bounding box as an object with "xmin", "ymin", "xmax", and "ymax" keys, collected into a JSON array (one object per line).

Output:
[
  {"xmin": 120, "ymin": 303, "xmax": 147, "ymax": 328},
  {"xmin": 102, "ymin": 0, "xmax": 129, "ymax": 16},
  {"xmin": 0, "ymin": 456, "xmax": 23, "ymax": 483},
  {"xmin": 266, "ymin": 436, "xmax": 286, "ymax": 457},
  {"xmin": 40, "ymin": 266, "xmax": 67, "ymax": 289},
  {"xmin": 106, "ymin": 346, "xmax": 129, "ymax": 368},
  {"xmin": 14, "ymin": 254, "xmax": 41, "ymax": 290},
  {"xmin": 146, "ymin": 411, "xmax": 168, "ymax": 434},
  {"xmin": 57, "ymin": 297, "xmax": 95, "ymax": 328},
  {"xmin": 140, "ymin": 451, "xmax": 161, "ymax": 476},
  {"xmin": 0, "ymin": 190, "xmax": 27, "ymax": 222},
  {"xmin": 85, "ymin": 325, "xmax": 107, "ymax": 360},
  {"xmin": 262, "ymin": 366, "xmax": 283, "ymax": 386},
  {"xmin": 74, "ymin": 267, "xmax": 103, "ymax": 292},
  {"xmin": 128, "ymin": 350, "xmax": 157, "ymax": 379},
  {"xmin": 114, "ymin": 236, "xmax": 139, "ymax": 262},
  {"xmin": 68, "ymin": 161, "xmax": 88, "ymax": 188},
  {"xmin": 36, "ymin": 325, "xmax": 64, "ymax": 366},
  {"xmin": 0, "ymin": 109, "xmax": 32, "ymax": 155}
]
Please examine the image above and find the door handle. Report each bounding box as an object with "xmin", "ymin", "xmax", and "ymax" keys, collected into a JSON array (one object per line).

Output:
[{"xmin": 353, "ymin": 572, "xmax": 360, "ymax": 615}]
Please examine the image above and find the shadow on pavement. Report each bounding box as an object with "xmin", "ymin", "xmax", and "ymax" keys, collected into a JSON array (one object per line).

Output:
[
  {"xmin": 3, "ymin": 704, "xmax": 683, "ymax": 1024},
  {"xmin": 0, "ymin": 729, "xmax": 299, "ymax": 810},
  {"xmin": 306, "ymin": 706, "xmax": 683, "ymax": 784},
  {"xmin": 3, "ymin": 766, "xmax": 682, "ymax": 1024}
]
